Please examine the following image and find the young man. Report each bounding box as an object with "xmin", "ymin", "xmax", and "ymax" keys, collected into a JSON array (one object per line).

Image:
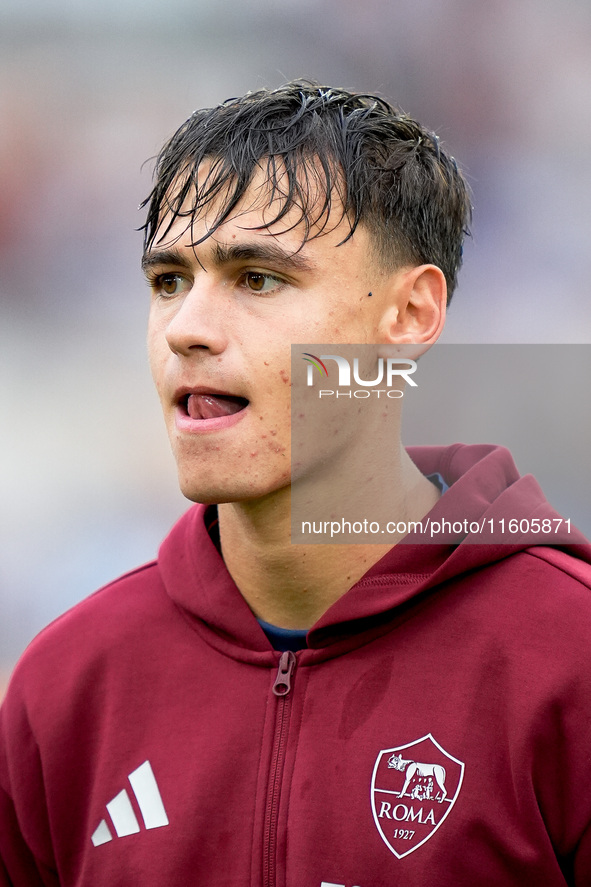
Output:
[{"xmin": 1, "ymin": 82, "xmax": 590, "ymax": 886}]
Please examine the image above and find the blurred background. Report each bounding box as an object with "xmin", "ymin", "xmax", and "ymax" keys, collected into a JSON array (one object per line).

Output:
[{"xmin": 1, "ymin": 0, "xmax": 590, "ymax": 692}]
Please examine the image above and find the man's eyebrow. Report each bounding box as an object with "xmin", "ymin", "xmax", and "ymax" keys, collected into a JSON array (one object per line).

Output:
[
  {"xmin": 211, "ymin": 241, "xmax": 317, "ymax": 273},
  {"xmin": 141, "ymin": 248, "xmax": 192, "ymax": 273}
]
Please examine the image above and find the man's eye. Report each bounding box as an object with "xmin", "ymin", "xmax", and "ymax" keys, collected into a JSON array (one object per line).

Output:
[
  {"xmin": 242, "ymin": 272, "xmax": 281, "ymax": 293},
  {"xmin": 153, "ymin": 273, "xmax": 190, "ymax": 297}
]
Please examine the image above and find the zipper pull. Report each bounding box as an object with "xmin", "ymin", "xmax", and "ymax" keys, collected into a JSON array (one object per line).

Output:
[{"xmin": 272, "ymin": 651, "xmax": 296, "ymax": 697}]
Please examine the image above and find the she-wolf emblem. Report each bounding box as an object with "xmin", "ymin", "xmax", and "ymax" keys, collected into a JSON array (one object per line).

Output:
[{"xmin": 387, "ymin": 753, "xmax": 447, "ymax": 802}]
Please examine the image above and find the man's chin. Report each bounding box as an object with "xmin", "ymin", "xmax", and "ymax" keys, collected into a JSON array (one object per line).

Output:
[
  {"xmin": 178, "ymin": 475, "xmax": 292, "ymax": 507},
  {"xmin": 179, "ymin": 483, "xmax": 231, "ymax": 506}
]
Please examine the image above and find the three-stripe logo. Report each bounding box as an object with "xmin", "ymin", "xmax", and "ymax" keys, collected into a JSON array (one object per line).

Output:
[{"xmin": 91, "ymin": 760, "xmax": 169, "ymax": 846}]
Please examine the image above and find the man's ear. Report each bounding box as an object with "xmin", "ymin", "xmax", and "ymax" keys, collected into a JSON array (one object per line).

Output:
[{"xmin": 377, "ymin": 264, "xmax": 446, "ymax": 357}]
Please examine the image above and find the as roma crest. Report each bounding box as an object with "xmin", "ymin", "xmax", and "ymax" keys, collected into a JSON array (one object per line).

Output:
[{"xmin": 370, "ymin": 733, "xmax": 464, "ymax": 859}]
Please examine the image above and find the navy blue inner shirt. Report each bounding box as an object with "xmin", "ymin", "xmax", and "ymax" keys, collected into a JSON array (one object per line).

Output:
[{"xmin": 257, "ymin": 619, "xmax": 309, "ymax": 652}]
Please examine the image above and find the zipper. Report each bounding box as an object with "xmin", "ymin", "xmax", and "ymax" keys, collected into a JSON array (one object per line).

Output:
[
  {"xmin": 263, "ymin": 651, "xmax": 297, "ymax": 887},
  {"xmin": 272, "ymin": 650, "xmax": 296, "ymax": 698}
]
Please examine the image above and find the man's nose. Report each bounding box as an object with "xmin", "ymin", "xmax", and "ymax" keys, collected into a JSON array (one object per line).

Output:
[{"xmin": 164, "ymin": 281, "xmax": 228, "ymax": 357}]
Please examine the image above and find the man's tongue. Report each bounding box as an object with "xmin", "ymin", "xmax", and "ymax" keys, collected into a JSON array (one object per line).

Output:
[{"xmin": 187, "ymin": 393, "xmax": 247, "ymax": 420}]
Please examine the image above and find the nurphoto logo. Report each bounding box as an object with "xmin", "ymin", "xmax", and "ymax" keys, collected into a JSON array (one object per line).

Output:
[{"xmin": 303, "ymin": 352, "xmax": 417, "ymax": 399}]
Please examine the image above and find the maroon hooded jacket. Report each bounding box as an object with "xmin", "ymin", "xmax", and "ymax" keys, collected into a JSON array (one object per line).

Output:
[{"xmin": 1, "ymin": 443, "xmax": 591, "ymax": 887}]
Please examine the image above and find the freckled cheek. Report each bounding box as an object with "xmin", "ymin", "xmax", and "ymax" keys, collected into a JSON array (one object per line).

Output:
[{"xmin": 256, "ymin": 373, "xmax": 293, "ymax": 410}]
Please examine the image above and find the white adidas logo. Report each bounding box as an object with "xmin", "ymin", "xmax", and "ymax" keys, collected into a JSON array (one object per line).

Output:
[{"xmin": 91, "ymin": 760, "xmax": 169, "ymax": 846}]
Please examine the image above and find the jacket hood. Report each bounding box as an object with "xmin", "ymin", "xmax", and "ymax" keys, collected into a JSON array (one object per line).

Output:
[{"xmin": 157, "ymin": 443, "xmax": 591, "ymax": 655}]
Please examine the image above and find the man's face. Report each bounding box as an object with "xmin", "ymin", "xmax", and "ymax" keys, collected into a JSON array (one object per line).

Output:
[{"xmin": 145, "ymin": 166, "xmax": 403, "ymax": 505}]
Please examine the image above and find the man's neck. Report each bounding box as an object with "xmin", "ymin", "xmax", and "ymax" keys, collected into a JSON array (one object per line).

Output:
[{"xmin": 217, "ymin": 447, "xmax": 440, "ymax": 629}]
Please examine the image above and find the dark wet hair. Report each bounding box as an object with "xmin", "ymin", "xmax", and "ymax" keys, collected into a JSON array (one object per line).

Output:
[{"xmin": 141, "ymin": 80, "xmax": 472, "ymax": 301}]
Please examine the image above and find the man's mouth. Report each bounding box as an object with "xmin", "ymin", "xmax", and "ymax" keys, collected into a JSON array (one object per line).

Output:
[{"xmin": 185, "ymin": 393, "xmax": 249, "ymax": 420}]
